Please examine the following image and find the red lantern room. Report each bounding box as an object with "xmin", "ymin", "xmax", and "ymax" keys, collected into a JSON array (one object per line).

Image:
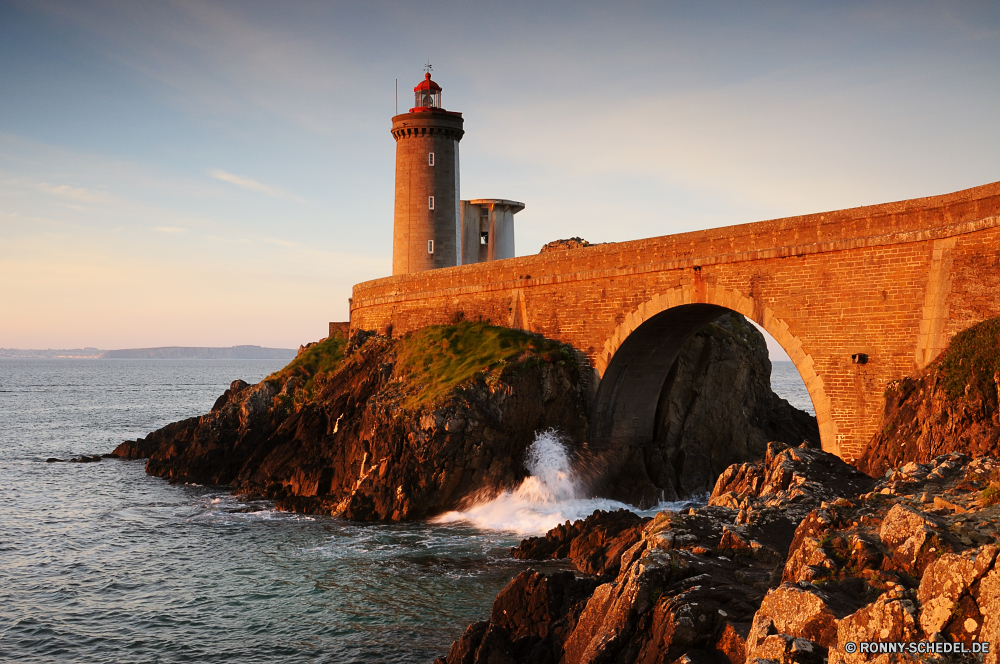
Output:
[{"xmin": 412, "ymin": 73, "xmax": 442, "ymax": 111}]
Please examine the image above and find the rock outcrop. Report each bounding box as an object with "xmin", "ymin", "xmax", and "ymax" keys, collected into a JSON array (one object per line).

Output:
[
  {"xmin": 857, "ymin": 316, "xmax": 1000, "ymax": 477},
  {"xmin": 112, "ymin": 324, "xmax": 590, "ymax": 521},
  {"xmin": 602, "ymin": 313, "xmax": 819, "ymax": 507},
  {"xmin": 110, "ymin": 315, "xmax": 817, "ymax": 518},
  {"xmin": 512, "ymin": 509, "xmax": 651, "ymax": 578},
  {"xmin": 438, "ymin": 443, "xmax": 1000, "ymax": 664},
  {"xmin": 539, "ymin": 238, "xmax": 597, "ymax": 253}
]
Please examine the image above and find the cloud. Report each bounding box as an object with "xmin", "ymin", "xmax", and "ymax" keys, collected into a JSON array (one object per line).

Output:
[
  {"xmin": 36, "ymin": 182, "xmax": 109, "ymax": 204},
  {"xmin": 209, "ymin": 168, "xmax": 302, "ymax": 201},
  {"xmin": 154, "ymin": 226, "xmax": 187, "ymax": 234}
]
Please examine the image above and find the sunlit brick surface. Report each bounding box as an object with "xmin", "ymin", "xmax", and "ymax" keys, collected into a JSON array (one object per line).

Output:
[{"xmin": 354, "ymin": 182, "xmax": 1000, "ymax": 459}]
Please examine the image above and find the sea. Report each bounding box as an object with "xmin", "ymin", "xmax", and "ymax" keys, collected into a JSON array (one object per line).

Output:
[{"xmin": 0, "ymin": 359, "xmax": 812, "ymax": 663}]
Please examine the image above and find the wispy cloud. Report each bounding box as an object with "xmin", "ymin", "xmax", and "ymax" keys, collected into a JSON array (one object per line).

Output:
[
  {"xmin": 209, "ymin": 168, "xmax": 302, "ymax": 201},
  {"xmin": 154, "ymin": 226, "xmax": 187, "ymax": 234},
  {"xmin": 36, "ymin": 182, "xmax": 108, "ymax": 204}
]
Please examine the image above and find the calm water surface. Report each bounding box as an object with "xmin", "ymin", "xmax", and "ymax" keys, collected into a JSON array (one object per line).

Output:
[{"xmin": 0, "ymin": 359, "xmax": 811, "ymax": 663}]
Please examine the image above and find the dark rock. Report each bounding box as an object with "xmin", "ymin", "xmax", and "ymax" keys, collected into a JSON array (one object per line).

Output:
[
  {"xmin": 443, "ymin": 621, "xmax": 490, "ymax": 664},
  {"xmin": 69, "ymin": 455, "xmax": 102, "ymax": 463},
  {"xmin": 45, "ymin": 457, "xmax": 63, "ymax": 463},
  {"xmin": 111, "ymin": 329, "xmax": 590, "ymax": 522},
  {"xmin": 491, "ymin": 570, "xmax": 597, "ymax": 641},
  {"xmin": 602, "ymin": 314, "xmax": 819, "ymax": 507},
  {"xmin": 511, "ymin": 509, "xmax": 650, "ymax": 577}
]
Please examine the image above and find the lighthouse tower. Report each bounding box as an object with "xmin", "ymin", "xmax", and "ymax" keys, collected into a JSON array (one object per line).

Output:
[{"xmin": 391, "ymin": 72, "xmax": 465, "ymax": 275}]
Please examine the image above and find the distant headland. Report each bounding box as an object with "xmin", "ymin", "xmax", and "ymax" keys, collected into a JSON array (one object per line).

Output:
[{"xmin": 0, "ymin": 346, "xmax": 296, "ymax": 360}]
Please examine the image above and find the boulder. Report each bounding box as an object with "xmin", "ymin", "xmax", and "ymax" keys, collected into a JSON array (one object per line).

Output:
[
  {"xmin": 511, "ymin": 509, "xmax": 649, "ymax": 577},
  {"xmin": 746, "ymin": 584, "xmax": 839, "ymax": 653},
  {"xmin": 878, "ymin": 504, "xmax": 949, "ymax": 575},
  {"xmin": 833, "ymin": 592, "xmax": 920, "ymax": 664}
]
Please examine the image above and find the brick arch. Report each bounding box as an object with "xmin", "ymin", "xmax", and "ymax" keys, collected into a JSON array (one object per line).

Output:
[{"xmin": 592, "ymin": 283, "xmax": 839, "ymax": 456}]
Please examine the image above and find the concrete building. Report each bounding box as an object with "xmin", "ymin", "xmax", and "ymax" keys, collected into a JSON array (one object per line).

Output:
[
  {"xmin": 460, "ymin": 199, "xmax": 524, "ymax": 265},
  {"xmin": 391, "ymin": 72, "xmax": 523, "ymax": 274},
  {"xmin": 390, "ymin": 73, "xmax": 464, "ymax": 275}
]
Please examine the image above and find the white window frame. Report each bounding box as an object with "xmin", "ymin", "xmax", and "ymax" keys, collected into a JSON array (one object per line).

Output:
[
  {"xmin": 428, "ymin": 196, "xmax": 435, "ymax": 210},
  {"xmin": 428, "ymin": 152, "xmax": 435, "ymax": 166},
  {"xmin": 427, "ymin": 240, "xmax": 434, "ymax": 254}
]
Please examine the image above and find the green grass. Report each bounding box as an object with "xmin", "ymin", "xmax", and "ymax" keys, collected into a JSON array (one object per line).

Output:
[
  {"xmin": 392, "ymin": 322, "xmax": 571, "ymax": 409},
  {"xmin": 982, "ymin": 485, "xmax": 1000, "ymax": 507},
  {"xmin": 265, "ymin": 333, "xmax": 348, "ymax": 396},
  {"xmin": 936, "ymin": 316, "xmax": 1000, "ymax": 400}
]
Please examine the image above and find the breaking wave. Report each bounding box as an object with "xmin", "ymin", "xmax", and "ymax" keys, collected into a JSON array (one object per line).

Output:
[{"xmin": 433, "ymin": 430, "xmax": 695, "ymax": 536}]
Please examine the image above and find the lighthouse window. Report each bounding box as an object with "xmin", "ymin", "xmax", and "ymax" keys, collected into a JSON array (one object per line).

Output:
[
  {"xmin": 428, "ymin": 152, "xmax": 434, "ymax": 166},
  {"xmin": 428, "ymin": 196, "xmax": 435, "ymax": 210},
  {"xmin": 480, "ymin": 232, "xmax": 489, "ymax": 245},
  {"xmin": 480, "ymin": 207, "xmax": 488, "ymax": 217},
  {"xmin": 427, "ymin": 240, "xmax": 434, "ymax": 254}
]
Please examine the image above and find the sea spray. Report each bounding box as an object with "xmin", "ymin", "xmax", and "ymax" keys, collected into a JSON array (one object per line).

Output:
[{"xmin": 433, "ymin": 430, "xmax": 693, "ymax": 535}]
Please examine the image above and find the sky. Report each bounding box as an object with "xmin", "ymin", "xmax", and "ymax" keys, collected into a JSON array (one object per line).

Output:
[{"xmin": 1, "ymin": 1, "xmax": 998, "ymax": 352}]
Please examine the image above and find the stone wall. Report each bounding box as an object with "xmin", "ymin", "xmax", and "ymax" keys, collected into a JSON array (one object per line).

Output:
[{"xmin": 352, "ymin": 181, "xmax": 1000, "ymax": 460}]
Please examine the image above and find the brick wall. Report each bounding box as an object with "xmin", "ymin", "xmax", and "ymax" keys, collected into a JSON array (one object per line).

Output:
[{"xmin": 352, "ymin": 181, "xmax": 1000, "ymax": 460}]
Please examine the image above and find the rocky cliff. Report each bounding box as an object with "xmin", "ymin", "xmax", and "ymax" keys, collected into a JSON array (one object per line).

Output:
[
  {"xmin": 113, "ymin": 324, "xmax": 590, "ymax": 521},
  {"xmin": 857, "ymin": 316, "xmax": 1000, "ymax": 477},
  {"xmin": 111, "ymin": 314, "xmax": 816, "ymax": 519},
  {"xmin": 438, "ymin": 444, "xmax": 1000, "ymax": 664}
]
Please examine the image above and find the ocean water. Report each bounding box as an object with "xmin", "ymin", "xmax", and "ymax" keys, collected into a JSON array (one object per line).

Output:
[
  {"xmin": 771, "ymin": 360, "xmax": 814, "ymax": 415},
  {"xmin": 0, "ymin": 358, "xmax": 812, "ymax": 663}
]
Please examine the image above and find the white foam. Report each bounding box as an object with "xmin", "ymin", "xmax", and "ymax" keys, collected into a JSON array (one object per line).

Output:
[{"xmin": 433, "ymin": 430, "xmax": 684, "ymax": 536}]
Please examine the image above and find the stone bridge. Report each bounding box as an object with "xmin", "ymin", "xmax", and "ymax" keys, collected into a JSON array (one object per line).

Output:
[{"xmin": 351, "ymin": 182, "xmax": 1000, "ymax": 460}]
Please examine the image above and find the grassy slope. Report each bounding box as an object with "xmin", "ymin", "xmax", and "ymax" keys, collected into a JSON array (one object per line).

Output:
[
  {"xmin": 936, "ymin": 316, "xmax": 1000, "ymax": 400},
  {"xmin": 262, "ymin": 322, "xmax": 576, "ymax": 412},
  {"xmin": 391, "ymin": 323, "xmax": 573, "ymax": 409}
]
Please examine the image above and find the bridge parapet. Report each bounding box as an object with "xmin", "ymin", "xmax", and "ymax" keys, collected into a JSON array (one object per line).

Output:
[{"xmin": 351, "ymin": 181, "xmax": 1000, "ymax": 459}]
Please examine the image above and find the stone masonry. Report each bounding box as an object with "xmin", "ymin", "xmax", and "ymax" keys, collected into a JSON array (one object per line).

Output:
[{"xmin": 352, "ymin": 181, "xmax": 1000, "ymax": 460}]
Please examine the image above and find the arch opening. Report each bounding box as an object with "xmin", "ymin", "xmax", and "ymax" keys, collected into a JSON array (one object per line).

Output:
[{"xmin": 590, "ymin": 303, "xmax": 821, "ymax": 508}]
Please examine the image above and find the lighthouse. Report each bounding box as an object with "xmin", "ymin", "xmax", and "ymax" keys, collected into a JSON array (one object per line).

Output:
[{"xmin": 390, "ymin": 72, "xmax": 465, "ymax": 275}]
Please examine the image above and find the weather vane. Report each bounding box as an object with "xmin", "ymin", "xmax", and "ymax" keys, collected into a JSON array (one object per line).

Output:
[{"xmin": 424, "ymin": 60, "xmax": 433, "ymax": 74}]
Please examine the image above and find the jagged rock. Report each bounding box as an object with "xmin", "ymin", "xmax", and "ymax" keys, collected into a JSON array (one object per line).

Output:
[
  {"xmin": 441, "ymin": 449, "xmax": 1000, "ymax": 664},
  {"xmin": 440, "ymin": 621, "xmax": 489, "ymax": 664},
  {"xmin": 980, "ymin": 567, "xmax": 1000, "ymax": 664},
  {"xmin": 745, "ymin": 631, "xmax": 824, "ymax": 664},
  {"xmin": 878, "ymin": 504, "xmax": 950, "ymax": 575},
  {"xmin": 490, "ymin": 570, "xmax": 597, "ymax": 644},
  {"xmin": 832, "ymin": 592, "xmax": 921, "ymax": 664},
  {"xmin": 511, "ymin": 509, "xmax": 650, "ymax": 577},
  {"xmin": 782, "ymin": 510, "xmax": 836, "ymax": 583},
  {"xmin": 917, "ymin": 545, "xmax": 998, "ymax": 642},
  {"xmin": 111, "ymin": 326, "xmax": 590, "ymax": 522},
  {"xmin": 714, "ymin": 622, "xmax": 748, "ymax": 664},
  {"xmin": 560, "ymin": 550, "xmax": 706, "ymax": 664},
  {"xmin": 746, "ymin": 583, "xmax": 847, "ymax": 655}
]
